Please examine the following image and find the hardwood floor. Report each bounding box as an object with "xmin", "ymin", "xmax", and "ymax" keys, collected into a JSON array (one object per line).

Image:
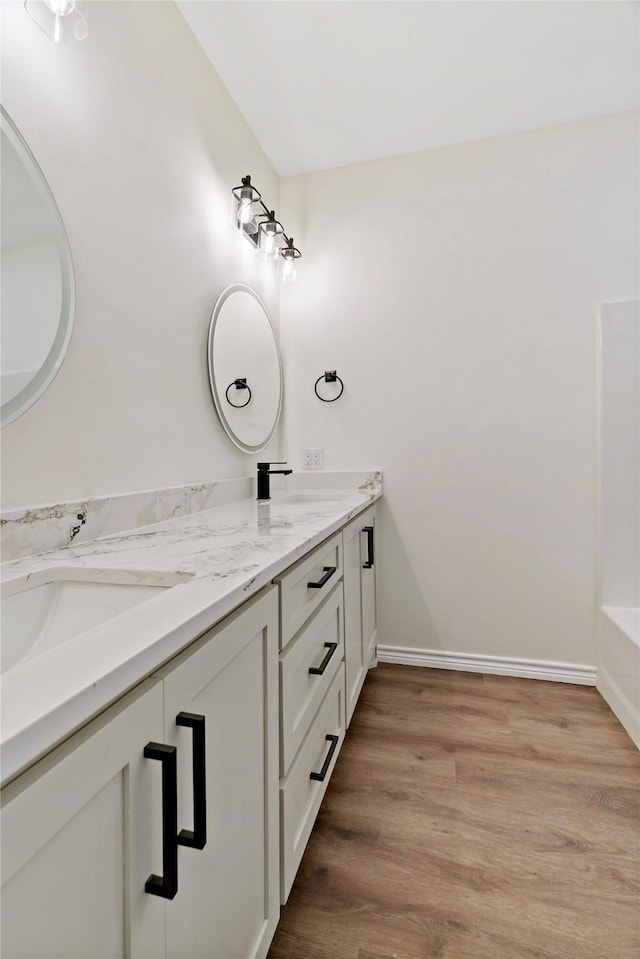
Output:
[{"xmin": 268, "ymin": 665, "xmax": 640, "ymax": 959}]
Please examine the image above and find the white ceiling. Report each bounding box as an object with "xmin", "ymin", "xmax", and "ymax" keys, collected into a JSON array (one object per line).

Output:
[{"xmin": 177, "ymin": 1, "xmax": 639, "ymax": 177}]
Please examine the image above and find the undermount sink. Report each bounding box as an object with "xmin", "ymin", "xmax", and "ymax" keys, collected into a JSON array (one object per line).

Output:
[
  {"xmin": 1, "ymin": 570, "xmax": 170, "ymax": 674},
  {"xmin": 275, "ymin": 491, "xmax": 358, "ymax": 505}
]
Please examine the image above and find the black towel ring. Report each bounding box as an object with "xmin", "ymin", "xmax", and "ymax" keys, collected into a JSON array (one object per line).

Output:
[
  {"xmin": 225, "ymin": 378, "xmax": 252, "ymax": 408},
  {"xmin": 314, "ymin": 371, "xmax": 344, "ymax": 403}
]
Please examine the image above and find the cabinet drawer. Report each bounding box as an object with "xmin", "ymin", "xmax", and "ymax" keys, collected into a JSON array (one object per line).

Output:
[
  {"xmin": 280, "ymin": 582, "xmax": 343, "ymax": 775},
  {"xmin": 280, "ymin": 665, "xmax": 345, "ymax": 903},
  {"xmin": 276, "ymin": 532, "xmax": 342, "ymax": 650}
]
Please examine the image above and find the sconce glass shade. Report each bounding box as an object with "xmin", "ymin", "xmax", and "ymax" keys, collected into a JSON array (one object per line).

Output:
[
  {"xmin": 24, "ymin": 0, "xmax": 89, "ymax": 42},
  {"xmin": 280, "ymin": 238, "xmax": 301, "ymax": 282},
  {"xmin": 231, "ymin": 176, "xmax": 261, "ymax": 235},
  {"xmin": 231, "ymin": 196, "xmax": 259, "ymax": 238},
  {"xmin": 258, "ymin": 214, "xmax": 284, "ymax": 260},
  {"xmin": 281, "ymin": 259, "xmax": 297, "ymax": 283}
]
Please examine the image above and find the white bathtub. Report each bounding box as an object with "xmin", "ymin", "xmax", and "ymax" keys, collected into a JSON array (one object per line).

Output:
[{"xmin": 597, "ymin": 606, "xmax": 640, "ymax": 749}]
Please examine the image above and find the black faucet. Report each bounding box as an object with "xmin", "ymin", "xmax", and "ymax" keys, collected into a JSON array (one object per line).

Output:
[{"xmin": 257, "ymin": 461, "xmax": 293, "ymax": 501}]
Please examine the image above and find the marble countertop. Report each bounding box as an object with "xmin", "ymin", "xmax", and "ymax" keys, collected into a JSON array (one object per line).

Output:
[{"xmin": 1, "ymin": 474, "xmax": 381, "ymax": 786}]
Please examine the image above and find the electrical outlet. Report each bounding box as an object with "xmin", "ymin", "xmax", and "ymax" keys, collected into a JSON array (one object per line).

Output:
[{"xmin": 302, "ymin": 447, "xmax": 324, "ymax": 469}]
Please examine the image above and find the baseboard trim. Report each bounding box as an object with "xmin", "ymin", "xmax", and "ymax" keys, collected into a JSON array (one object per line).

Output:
[{"xmin": 376, "ymin": 645, "xmax": 597, "ymax": 685}]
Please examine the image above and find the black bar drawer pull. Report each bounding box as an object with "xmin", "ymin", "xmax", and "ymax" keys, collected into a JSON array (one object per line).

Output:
[
  {"xmin": 176, "ymin": 712, "xmax": 207, "ymax": 851},
  {"xmin": 308, "ymin": 642, "xmax": 338, "ymax": 676},
  {"xmin": 307, "ymin": 565, "xmax": 337, "ymax": 589},
  {"xmin": 362, "ymin": 526, "xmax": 375, "ymax": 569},
  {"xmin": 310, "ymin": 734, "xmax": 339, "ymax": 782},
  {"xmin": 144, "ymin": 742, "xmax": 178, "ymax": 900}
]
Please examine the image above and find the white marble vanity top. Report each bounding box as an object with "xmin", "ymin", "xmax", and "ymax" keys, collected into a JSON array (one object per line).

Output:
[{"xmin": 1, "ymin": 472, "xmax": 382, "ymax": 786}]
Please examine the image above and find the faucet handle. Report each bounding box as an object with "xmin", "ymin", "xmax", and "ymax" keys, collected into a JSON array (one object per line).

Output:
[{"xmin": 257, "ymin": 461, "xmax": 288, "ymax": 471}]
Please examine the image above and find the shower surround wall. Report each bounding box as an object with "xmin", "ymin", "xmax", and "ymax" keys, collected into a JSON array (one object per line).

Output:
[
  {"xmin": 281, "ymin": 111, "xmax": 639, "ymax": 673},
  {"xmin": 597, "ymin": 300, "xmax": 640, "ymax": 746},
  {"xmin": 0, "ymin": 1, "xmax": 283, "ymax": 509}
]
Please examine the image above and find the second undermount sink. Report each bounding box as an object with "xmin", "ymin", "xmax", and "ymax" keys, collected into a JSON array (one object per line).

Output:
[
  {"xmin": 1, "ymin": 570, "xmax": 171, "ymax": 674},
  {"xmin": 275, "ymin": 491, "xmax": 358, "ymax": 505}
]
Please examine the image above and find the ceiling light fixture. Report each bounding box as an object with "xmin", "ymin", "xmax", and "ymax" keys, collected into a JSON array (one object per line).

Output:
[
  {"xmin": 231, "ymin": 175, "xmax": 301, "ymax": 280},
  {"xmin": 24, "ymin": 0, "xmax": 89, "ymax": 42}
]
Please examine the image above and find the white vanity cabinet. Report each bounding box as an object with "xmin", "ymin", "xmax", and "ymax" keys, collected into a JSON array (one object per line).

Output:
[
  {"xmin": 343, "ymin": 505, "xmax": 377, "ymax": 726},
  {"xmin": 1, "ymin": 585, "xmax": 279, "ymax": 959},
  {"xmin": 1, "ymin": 495, "xmax": 380, "ymax": 957}
]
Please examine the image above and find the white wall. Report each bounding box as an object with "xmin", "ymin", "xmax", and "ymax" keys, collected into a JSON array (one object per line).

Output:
[
  {"xmin": 281, "ymin": 112, "xmax": 639, "ymax": 667},
  {"xmin": 0, "ymin": 0, "xmax": 282, "ymax": 508}
]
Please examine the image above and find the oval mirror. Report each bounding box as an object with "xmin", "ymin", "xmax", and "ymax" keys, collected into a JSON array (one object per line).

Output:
[
  {"xmin": 1, "ymin": 106, "xmax": 75, "ymax": 427},
  {"xmin": 207, "ymin": 284, "xmax": 283, "ymax": 453}
]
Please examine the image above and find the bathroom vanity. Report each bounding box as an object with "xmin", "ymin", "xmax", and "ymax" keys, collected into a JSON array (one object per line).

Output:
[
  {"xmin": 0, "ymin": 478, "xmax": 380, "ymax": 959},
  {"xmin": 0, "ymin": 123, "xmax": 380, "ymax": 956}
]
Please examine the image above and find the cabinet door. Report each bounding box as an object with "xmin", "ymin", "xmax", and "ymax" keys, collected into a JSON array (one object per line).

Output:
[
  {"xmin": 361, "ymin": 506, "xmax": 378, "ymax": 665},
  {"xmin": 343, "ymin": 514, "xmax": 365, "ymax": 727},
  {"xmin": 343, "ymin": 506, "xmax": 378, "ymax": 726},
  {"xmin": 1, "ymin": 681, "xmax": 165, "ymax": 959},
  {"xmin": 161, "ymin": 586, "xmax": 279, "ymax": 959}
]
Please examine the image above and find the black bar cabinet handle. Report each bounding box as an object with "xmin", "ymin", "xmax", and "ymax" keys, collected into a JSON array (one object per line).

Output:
[
  {"xmin": 144, "ymin": 742, "xmax": 178, "ymax": 900},
  {"xmin": 307, "ymin": 565, "xmax": 337, "ymax": 589},
  {"xmin": 362, "ymin": 526, "xmax": 375, "ymax": 569},
  {"xmin": 176, "ymin": 712, "xmax": 207, "ymax": 850},
  {"xmin": 308, "ymin": 642, "xmax": 338, "ymax": 676},
  {"xmin": 310, "ymin": 734, "xmax": 339, "ymax": 782}
]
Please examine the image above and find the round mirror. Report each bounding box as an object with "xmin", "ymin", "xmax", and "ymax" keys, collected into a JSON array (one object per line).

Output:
[
  {"xmin": 207, "ymin": 284, "xmax": 283, "ymax": 453},
  {"xmin": 1, "ymin": 106, "xmax": 75, "ymax": 427}
]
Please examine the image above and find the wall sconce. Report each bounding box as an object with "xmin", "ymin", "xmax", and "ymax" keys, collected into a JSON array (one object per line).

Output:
[
  {"xmin": 231, "ymin": 175, "xmax": 301, "ymax": 280},
  {"xmin": 24, "ymin": 0, "xmax": 89, "ymax": 42}
]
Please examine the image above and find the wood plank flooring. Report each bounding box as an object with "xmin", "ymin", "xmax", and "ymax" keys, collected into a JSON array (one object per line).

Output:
[{"xmin": 268, "ymin": 665, "xmax": 640, "ymax": 959}]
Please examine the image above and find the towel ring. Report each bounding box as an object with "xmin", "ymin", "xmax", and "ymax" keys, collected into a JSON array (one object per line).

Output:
[
  {"xmin": 314, "ymin": 371, "xmax": 344, "ymax": 403},
  {"xmin": 225, "ymin": 378, "xmax": 252, "ymax": 409}
]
